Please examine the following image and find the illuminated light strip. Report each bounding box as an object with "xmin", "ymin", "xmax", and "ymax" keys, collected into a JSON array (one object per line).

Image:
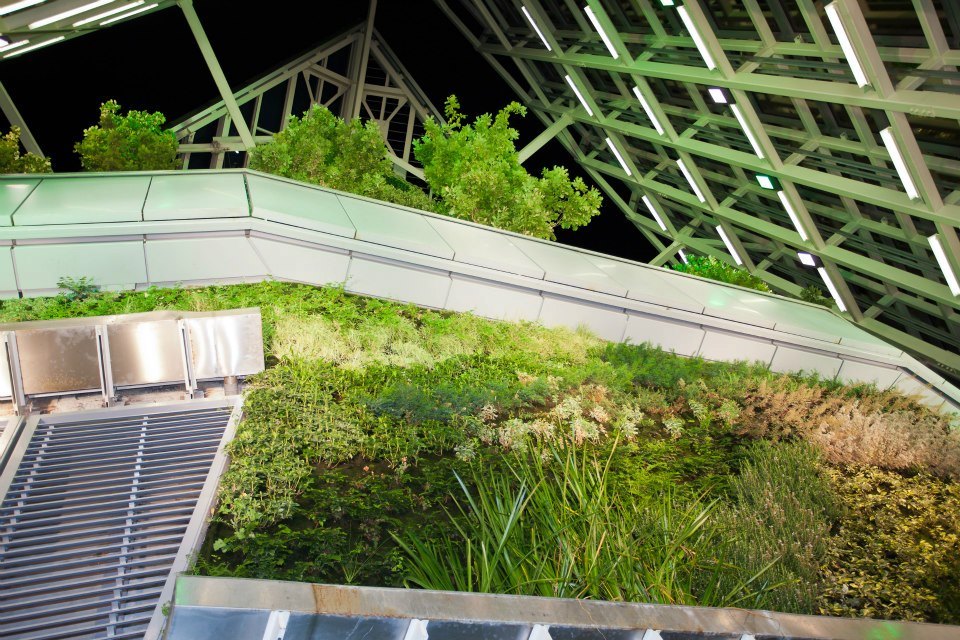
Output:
[
  {"xmin": 583, "ymin": 5, "xmax": 618, "ymax": 59},
  {"xmin": 676, "ymin": 4, "xmax": 716, "ymax": 70},
  {"xmin": 631, "ymin": 86, "xmax": 664, "ymax": 135},
  {"xmin": 817, "ymin": 266, "xmax": 847, "ymax": 312},
  {"xmin": 676, "ymin": 158, "xmax": 705, "ymax": 203},
  {"xmin": 100, "ymin": 1, "xmax": 155, "ymax": 24},
  {"xmin": 776, "ymin": 191, "xmax": 808, "ymax": 241},
  {"xmin": 824, "ymin": 1, "xmax": 869, "ymax": 88},
  {"xmin": 716, "ymin": 225, "xmax": 743, "ymax": 265},
  {"xmin": 678, "ymin": 249, "xmax": 688, "ymax": 263},
  {"xmin": 928, "ymin": 234, "xmax": 960, "ymax": 296},
  {"xmin": 0, "ymin": 0, "xmax": 45, "ymax": 16},
  {"xmin": 520, "ymin": 5, "xmax": 551, "ymax": 51},
  {"xmin": 605, "ymin": 136, "xmax": 631, "ymax": 176},
  {"xmin": 879, "ymin": 127, "xmax": 919, "ymax": 200},
  {"xmin": 29, "ymin": 0, "xmax": 114, "ymax": 28},
  {"xmin": 564, "ymin": 74, "xmax": 594, "ymax": 117},
  {"xmin": 729, "ymin": 104, "xmax": 764, "ymax": 159},
  {"xmin": 0, "ymin": 40, "xmax": 30, "ymax": 53},
  {"xmin": 642, "ymin": 195, "xmax": 667, "ymax": 231},
  {"xmin": 74, "ymin": 0, "xmax": 142, "ymax": 26},
  {"xmin": 3, "ymin": 35, "xmax": 63, "ymax": 57}
]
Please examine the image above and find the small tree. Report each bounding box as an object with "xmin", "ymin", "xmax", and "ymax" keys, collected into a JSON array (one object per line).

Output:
[
  {"xmin": 671, "ymin": 254, "xmax": 771, "ymax": 292},
  {"xmin": 0, "ymin": 126, "xmax": 51, "ymax": 173},
  {"xmin": 415, "ymin": 96, "xmax": 602, "ymax": 240},
  {"xmin": 75, "ymin": 100, "xmax": 179, "ymax": 171}
]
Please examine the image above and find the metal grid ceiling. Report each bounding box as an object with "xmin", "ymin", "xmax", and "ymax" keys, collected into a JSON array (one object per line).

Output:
[{"xmin": 435, "ymin": 0, "xmax": 960, "ymax": 378}]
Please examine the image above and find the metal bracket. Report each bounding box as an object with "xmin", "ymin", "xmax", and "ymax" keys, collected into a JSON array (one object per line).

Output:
[
  {"xmin": 261, "ymin": 610, "xmax": 290, "ymax": 640},
  {"xmin": 177, "ymin": 320, "xmax": 199, "ymax": 399},
  {"xmin": 3, "ymin": 332, "xmax": 27, "ymax": 416},
  {"xmin": 95, "ymin": 325, "xmax": 117, "ymax": 407}
]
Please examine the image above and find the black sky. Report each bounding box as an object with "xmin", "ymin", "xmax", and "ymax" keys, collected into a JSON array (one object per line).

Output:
[{"xmin": 0, "ymin": 0, "xmax": 651, "ymax": 261}]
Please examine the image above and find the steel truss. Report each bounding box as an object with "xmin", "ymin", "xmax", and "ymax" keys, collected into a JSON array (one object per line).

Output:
[
  {"xmin": 171, "ymin": 22, "xmax": 442, "ymax": 178},
  {"xmin": 436, "ymin": 0, "xmax": 960, "ymax": 376}
]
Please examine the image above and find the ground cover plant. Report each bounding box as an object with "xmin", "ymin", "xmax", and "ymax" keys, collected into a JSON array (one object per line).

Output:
[{"xmin": 2, "ymin": 280, "xmax": 958, "ymax": 622}]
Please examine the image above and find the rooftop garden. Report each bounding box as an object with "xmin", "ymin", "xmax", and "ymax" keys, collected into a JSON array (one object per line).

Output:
[{"xmin": 2, "ymin": 280, "xmax": 958, "ymax": 623}]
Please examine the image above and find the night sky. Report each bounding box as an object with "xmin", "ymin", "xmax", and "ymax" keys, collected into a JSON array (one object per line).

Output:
[{"xmin": 0, "ymin": 0, "xmax": 650, "ymax": 261}]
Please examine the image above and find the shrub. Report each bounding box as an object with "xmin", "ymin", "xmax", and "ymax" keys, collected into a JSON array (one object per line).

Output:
[
  {"xmin": 672, "ymin": 255, "xmax": 771, "ymax": 292},
  {"xmin": 799, "ymin": 284, "xmax": 831, "ymax": 307},
  {"xmin": 75, "ymin": 100, "xmax": 179, "ymax": 171},
  {"xmin": 0, "ymin": 126, "xmax": 51, "ymax": 173}
]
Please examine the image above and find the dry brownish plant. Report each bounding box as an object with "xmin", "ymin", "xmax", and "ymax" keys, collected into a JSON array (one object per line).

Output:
[{"xmin": 735, "ymin": 377, "xmax": 845, "ymax": 440}]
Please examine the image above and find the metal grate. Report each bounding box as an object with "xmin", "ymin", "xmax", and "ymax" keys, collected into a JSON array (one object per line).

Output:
[{"xmin": 0, "ymin": 405, "xmax": 233, "ymax": 640}]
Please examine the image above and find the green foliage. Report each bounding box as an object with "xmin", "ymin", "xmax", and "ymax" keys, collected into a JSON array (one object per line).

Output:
[
  {"xmin": 415, "ymin": 96, "xmax": 602, "ymax": 240},
  {"xmin": 56, "ymin": 276, "xmax": 100, "ymax": 302},
  {"xmin": 249, "ymin": 105, "xmax": 437, "ymax": 212},
  {"xmin": 672, "ymin": 255, "xmax": 771, "ymax": 292},
  {"xmin": 75, "ymin": 100, "xmax": 179, "ymax": 171},
  {"xmin": 0, "ymin": 126, "xmax": 51, "ymax": 173},
  {"xmin": 799, "ymin": 284, "xmax": 832, "ymax": 307}
]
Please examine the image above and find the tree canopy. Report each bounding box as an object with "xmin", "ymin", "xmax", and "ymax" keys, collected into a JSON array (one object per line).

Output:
[
  {"xmin": 0, "ymin": 127, "xmax": 51, "ymax": 174},
  {"xmin": 74, "ymin": 100, "xmax": 179, "ymax": 171},
  {"xmin": 415, "ymin": 97, "xmax": 602, "ymax": 240}
]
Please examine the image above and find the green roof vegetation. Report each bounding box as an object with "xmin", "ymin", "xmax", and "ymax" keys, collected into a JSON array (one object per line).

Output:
[{"xmin": 3, "ymin": 280, "xmax": 958, "ymax": 622}]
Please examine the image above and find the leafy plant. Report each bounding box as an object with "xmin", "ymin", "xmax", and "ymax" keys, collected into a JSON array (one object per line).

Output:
[
  {"xmin": 799, "ymin": 284, "xmax": 831, "ymax": 307},
  {"xmin": 672, "ymin": 255, "xmax": 771, "ymax": 292},
  {"xmin": 0, "ymin": 126, "xmax": 51, "ymax": 173},
  {"xmin": 415, "ymin": 96, "xmax": 602, "ymax": 240},
  {"xmin": 75, "ymin": 100, "xmax": 179, "ymax": 171},
  {"xmin": 56, "ymin": 276, "xmax": 100, "ymax": 301}
]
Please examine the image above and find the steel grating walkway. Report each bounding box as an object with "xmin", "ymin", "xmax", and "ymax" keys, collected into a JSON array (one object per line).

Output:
[{"xmin": 0, "ymin": 402, "xmax": 236, "ymax": 640}]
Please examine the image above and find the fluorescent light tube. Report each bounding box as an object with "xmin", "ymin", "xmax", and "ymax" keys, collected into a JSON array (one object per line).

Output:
[
  {"xmin": 817, "ymin": 266, "xmax": 847, "ymax": 312},
  {"xmin": 730, "ymin": 104, "xmax": 764, "ymax": 159},
  {"xmin": 521, "ymin": 6, "xmax": 552, "ymax": 51},
  {"xmin": 797, "ymin": 251, "xmax": 818, "ymax": 267},
  {"xmin": 564, "ymin": 74, "xmax": 594, "ymax": 117},
  {"xmin": 777, "ymin": 190, "xmax": 808, "ymax": 241},
  {"xmin": 676, "ymin": 4, "xmax": 716, "ymax": 70},
  {"xmin": 716, "ymin": 225, "xmax": 743, "ymax": 265},
  {"xmin": 29, "ymin": 0, "xmax": 114, "ymax": 28},
  {"xmin": 879, "ymin": 127, "xmax": 919, "ymax": 200},
  {"xmin": 583, "ymin": 5, "xmax": 618, "ymax": 59},
  {"xmin": 0, "ymin": 0, "xmax": 45, "ymax": 16},
  {"xmin": 824, "ymin": 1, "xmax": 869, "ymax": 87},
  {"xmin": 0, "ymin": 39, "xmax": 29, "ymax": 53},
  {"xmin": 74, "ymin": 0, "xmax": 142, "ymax": 26},
  {"xmin": 642, "ymin": 195, "xmax": 667, "ymax": 230},
  {"xmin": 928, "ymin": 234, "xmax": 960, "ymax": 296},
  {"xmin": 676, "ymin": 158, "xmax": 706, "ymax": 202},
  {"xmin": 631, "ymin": 86, "xmax": 664, "ymax": 135},
  {"xmin": 605, "ymin": 136, "xmax": 631, "ymax": 176},
  {"xmin": 678, "ymin": 249, "xmax": 688, "ymax": 263},
  {"xmin": 756, "ymin": 174, "xmax": 777, "ymax": 190},
  {"xmin": 0, "ymin": 37, "xmax": 8, "ymax": 47},
  {"xmin": 99, "ymin": 1, "xmax": 154, "ymax": 24},
  {"xmin": 3, "ymin": 35, "xmax": 62, "ymax": 57},
  {"xmin": 708, "ymin": 87, "xmax": 728, "ymax": 104}
]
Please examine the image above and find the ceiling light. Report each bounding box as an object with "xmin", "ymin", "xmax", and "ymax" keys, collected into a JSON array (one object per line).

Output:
[
  {"xmin": 3, "ymin": 35, "xmax": 62, "ymax": 57},
  {"xmin": 0, "ymin": 0, "xmax": 45, "ymax": 16},
  {"xmin": 29, "ymin": 0, "xmax": 113, "ymax": 28},
  {"xmin": 707, "ymin": 87, "xmax": 728, "ymax": 104},
  {"xmin": 74, "ymin": 0, "xmax": 142, "ymax": 26},
  {"xmin": 928, "ymin": 234, "xmax": 960, "ymax": 296},
  {"xmin": 676, "ymin": 158, "xmax": 706, "ymax": 203},
  {"xmin": 716, "ymin": 225, "xmax": 743, "ymax": 265},
  {"xmin": 818, "ymin": 267, "xmax": 847, "ymax": 312},
  {"xmin": 0, "ymin": 37, "xmax": 8, "ymax": 47},
  {"xmin": 642, "ymin": 195, "xmax": 667, "ymax": 231},
  {"xmin": 605, "ymin": 136, "xmax": 631, "ymax": 176},
  {"xmin": 659, "ymin": 0, "xmax": 676, "ymax": 5},
  {"xmin": 0, "ymin": 40, "xmax": 29, "ymax": 53},
  {"xmin": 797, "ymin": 251, "xmax": 820, "ymax": 268},
  {"xmin": 99, "ymin": 1, "xmax": 154, "ymax": 24},
  {"xmin": 755, "ymin": 174, "xmax": 779, "ymax": 190},
  {"xmin": 631, "ymin": 85, "xmax": 664, "ymax": 135},
  {"xmin": 879, "ymin": 127, "xmax": 919, "ymax": 200},
  {"xmin": 583, "ymin": 5, "xmax": 618, "ymax": 59},
  {"xmin": 521, "ymin": 6, "xmax": 552, "ymax": 51},
  {"xmin": 824, "ymin": 1, "xmax": 870, "ymax": 87},
  {"xmin": 564, "ymin": 74, "xmax": 594, "ymax": 117},
  {"xmin": 777, "ymin": 191, "xmax": 808, "ymax": 241},
  {"xmin": 730, "ymin": 104, "xmax": 764, "ymax": 159},
  {"xmin": 678, "ymin": 249, "xmax": 688, "ymax": 263},
  {"xmin": 676, "ymin": 4, "xmax": 716, "ymax": 70}
]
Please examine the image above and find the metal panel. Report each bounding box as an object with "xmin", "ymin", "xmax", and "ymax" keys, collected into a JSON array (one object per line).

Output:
[
  {"xmin": 445, "ymin": 274, "xmax": 544, "ymax": 321},
  {"xmin": 249, "ymin": 236, "xmax": 351, "ymax": 286},
  {"xmin": 424, "ymin": 216, "xmax": 545, "ymax": 279},
  {"xmin": 538, "ymin": 294, "xmax": 628, "ymax": 342},
  {"xmin": 770, "ymin": 346, "xmax": 842, "ymax": 379},
  {"xmin": 107, "ymin": 320, "xmax": 184, "ymax": 386},
  {"xmin": 0, "ymin": 245, "xmax": 18, "ymax": 296},
  {"xmin": 144, "ymin": 237, "xmax": 266, "ymax": 283},
  {"xmin": 510, "ymin": 237, "xmax": 629, "ymax": 297},
  {"xmin": 579, "ymin": 255, "xmax": 705, "ymax": 314},
  {"xmin": 11, "ymin": 176, "xmax": 150, "ymax": 225},
  {"xmin": 338, "ymin": 195, "xmax": 455, "ymax": 259},
  {"xmin": 836, "ymin": 360, "xmax": 902, "ymax": 389},
  {"xmin": 698, "ymin": 330, "xmax": 776, "ymax": 364},
  {"xmin": 247, "ymin": 174, "xmax": 356, "ymax": 238},
  {"xmin": 15, "ymin": 325, "xmax": 100, "ymax": 395},
  {"xmin": 186, "ymin": 312, "xmax": 265, "ymax": 380},
  {"xmin": 14, "ymin": 241, "xmax": 147, "ymax": 293},
  {"xmin": 346, "ymin": 254, "xmax": 452, "ymax": 308},
  {"xmin": 0, "ymin": 179, "xmax": 40, "ymax": 226},
  {"xmin": 623, "ymin": 313, "xmax": 706, "ymax": 357},
  {"xmin": 143, "ymin": 174, "xmax": 248, "ymax": 221}
]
